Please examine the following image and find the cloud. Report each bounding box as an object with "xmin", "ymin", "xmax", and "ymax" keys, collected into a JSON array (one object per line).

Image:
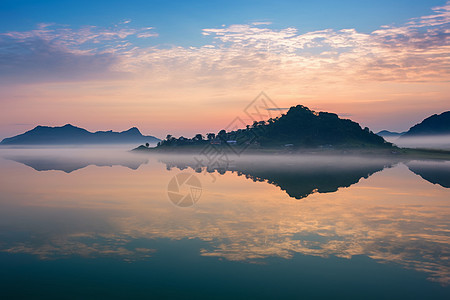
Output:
[
  {"xmin": 0, "ymin": 3, "xmax": 448, "ymax": 87},
  {"xmin": 0, "ymin": 35, "xmax": 122, "ymax": 83},
  {"xmin": 251, "ymin": 21, "xmax": 272, "ymax": 26},
  {"xmin": 0, "ymin": 22, "xmax": 158, "ymax": 83},
  {"xmin": 137, "ymin": 32, "xmax": 159, "ymax": 38},
  {"xmin": 113, "ymin": 2, "xmax": 449, "ymax": 89}
]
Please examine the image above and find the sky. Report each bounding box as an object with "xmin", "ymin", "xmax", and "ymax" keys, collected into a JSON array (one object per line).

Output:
[{"xmin": 0, "ymin": 0, "xmax": 449, "ymax": 139}]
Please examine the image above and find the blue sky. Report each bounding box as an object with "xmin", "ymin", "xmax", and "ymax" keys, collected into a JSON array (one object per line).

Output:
[{"xmin": 0, "ymin": 0, "xmax": 446, "ymax": 47}]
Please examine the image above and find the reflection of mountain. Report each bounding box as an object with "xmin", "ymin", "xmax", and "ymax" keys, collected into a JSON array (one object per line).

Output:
[
  {"xmin": 407, "ymin": 161, "xmax": 450, "ymax": 188},
  {"xmin": 231, "ymin": 164, "xmax": 388, "ymax": 199},
  {"xmin": 160, "ymin": 155, "xmax": 394, "ymax": 199},
  {"xmin": 5, "ymin": 153, "xmax": 149, "ymax": 173}
]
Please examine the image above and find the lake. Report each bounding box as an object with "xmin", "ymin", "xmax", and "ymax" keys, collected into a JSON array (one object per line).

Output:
[{"xmin": 0, "ymin": 148, "xmax": 449, "ymax": 299}]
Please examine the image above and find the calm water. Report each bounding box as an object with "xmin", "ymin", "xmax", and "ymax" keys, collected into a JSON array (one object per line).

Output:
[{"xmin": 0, "ymin": 148, "xmax": 449, "ymax": 299}]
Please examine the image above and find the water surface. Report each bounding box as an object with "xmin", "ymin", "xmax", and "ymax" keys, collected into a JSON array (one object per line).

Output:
[{"xmin": 0, "ymin": 148, "xmax": 449, "ymax": 299}]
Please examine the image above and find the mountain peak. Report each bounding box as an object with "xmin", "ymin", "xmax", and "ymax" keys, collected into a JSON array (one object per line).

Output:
[{"xmin": 122, "ymin": 127, "xmax": 142, "ymax": 135}]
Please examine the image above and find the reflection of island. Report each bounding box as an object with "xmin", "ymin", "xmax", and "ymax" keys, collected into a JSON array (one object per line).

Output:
[
  {"xmin": 159, "ymin": 155, "xmax": 395, "ymax": 199},
  {"xmin": 407, "ymin": 161, "xmax": 450, "ymax": 188},
  {"xmin": 4, "ymin": 152, "xmax": 149, "ymax": 173}
]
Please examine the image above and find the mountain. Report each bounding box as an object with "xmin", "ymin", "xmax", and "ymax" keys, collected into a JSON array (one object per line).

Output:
[
  {"xmin": 155, "ymin": 104, "xmax": 391, "ymax": 149},
  {"xmin": 376, "ymin": 130, "xmax": 405, "ymax": 138},
  {"xmin": 400, "ymin": 111, "xmax": 450, "ymax": 138},
  {"xmin": 252, "ymin": 105, "xmax": 389, "ymax": 147},
  {"xmin": 0, "ymin": 124, "xmax": 160, "ymax": 145}
]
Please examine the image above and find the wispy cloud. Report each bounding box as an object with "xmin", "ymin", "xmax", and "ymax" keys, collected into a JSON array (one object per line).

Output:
[
  {"xmin": 1, "ymin": 3, "xmax": 448, "ymax": 86},
  {"xmin": 117, "ymin": 2, "xmax": 449, "ymax": 90},
  {"xmin": 0, "ymin": 22, "xmax": 158, "ymax": 82},
  {"xmin": 251, "ymin": 21, "xmax": 272, "ymax": 26}
]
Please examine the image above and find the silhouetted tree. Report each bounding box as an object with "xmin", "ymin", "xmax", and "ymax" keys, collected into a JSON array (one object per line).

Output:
[
  {"xmin": 218, "ymin": 129, "xmax": 227, "ymax": 141},
  {"xmin": 194, "ymin": 134, "xmax": 203, "ymax": 141}
]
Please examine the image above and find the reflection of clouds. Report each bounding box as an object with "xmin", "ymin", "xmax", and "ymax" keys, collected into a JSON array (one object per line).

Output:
[
  {"xmin": 0, "ymin": 156, "xmax": 449, "ymax": 285},
  {"xmin": 114, "ymin": 164, "xmax": 450, "ymax": 285},
  {"xmin": 0, "ymin": 233, "xmax": 155, "ymax": 262}
]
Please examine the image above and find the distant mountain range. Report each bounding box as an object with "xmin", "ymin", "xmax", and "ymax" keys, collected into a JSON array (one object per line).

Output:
[
  {"xmin": 0, "ymin": 124, "xmax": 160, "ymax": 145},
  {"xmin": 376, "ymin": 130, "xmax": 406, "ymax": 138},
  {"xmin": 377, "ymin": 111, "xmax": 450, "ymax": 138}
]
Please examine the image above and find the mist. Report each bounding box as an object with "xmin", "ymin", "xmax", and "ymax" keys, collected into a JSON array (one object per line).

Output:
[{"xmin": 383, "ymin": 135, "xmax": 450, "ymax": 150}]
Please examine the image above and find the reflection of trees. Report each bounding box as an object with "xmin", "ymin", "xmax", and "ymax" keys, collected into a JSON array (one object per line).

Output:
[
  {"xmin": 230, "ymin": 164, "xmax": 387, "ymax": 199},
  {"xmin": 160, "ymin": 155, "xmax": 394, "ymax": 199}
]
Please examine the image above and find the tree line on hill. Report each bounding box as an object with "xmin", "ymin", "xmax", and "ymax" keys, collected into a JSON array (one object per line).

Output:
[{"xmin": 157, "ymin": 105, "xmax": 390, "ymax": 149}]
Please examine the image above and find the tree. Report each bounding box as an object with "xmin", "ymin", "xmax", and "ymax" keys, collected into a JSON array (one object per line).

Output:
[
  {"xmin": 166, "ymin": 134, "xmax": 172, "ymax": 141},
  {"xmin": 218, "ymin": 129, "xmax": 227, "ymax": 141},
  {"xmin": 194, "ymin": 134, "xmax": 203, "ymax": 141},
  {"xmin": 207, "ymin": 133, "xmax": 215, "ymax": 140}
]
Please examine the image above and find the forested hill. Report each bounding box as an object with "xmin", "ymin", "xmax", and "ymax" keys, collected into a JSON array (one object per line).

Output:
[
  {"xmin": 155, "ymin": 104, "xmax": 391, "ymax": 149},
  {"xmin": 242, "ymin": 105, "xmax": 388, "ymax": 147}
]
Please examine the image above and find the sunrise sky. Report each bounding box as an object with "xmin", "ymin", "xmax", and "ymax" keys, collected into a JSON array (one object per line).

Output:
[{"xmin": 0, "ymin": 0, "xmax": 449, "ymax": 139}]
